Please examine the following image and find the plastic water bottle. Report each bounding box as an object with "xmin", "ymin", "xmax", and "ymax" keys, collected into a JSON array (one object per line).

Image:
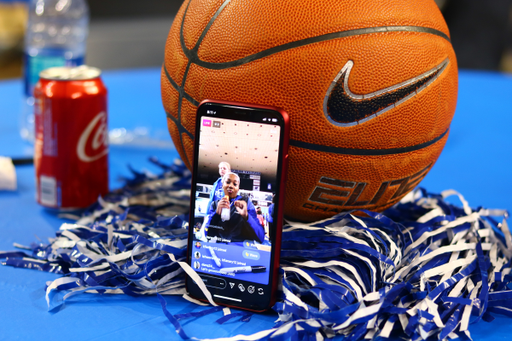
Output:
[
  {"xmin": 221, "ymin": 207, "xmax": 230, "ymax": 221},
  {"xmin": 220, "ymin": 195, "xmax": 231, "ymax": 221},
  {"xmin": 21, "ymin": 0, "xmax": 89, "ymax": 143},
  {"xmin": 221, "ymin": 195, "xmax": 230, "ymax": 221}
]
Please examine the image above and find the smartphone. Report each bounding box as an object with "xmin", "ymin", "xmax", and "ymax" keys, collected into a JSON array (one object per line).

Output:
[{"xmin": 186, "ymin": 99, "xmax": 290, "ymax": 312}]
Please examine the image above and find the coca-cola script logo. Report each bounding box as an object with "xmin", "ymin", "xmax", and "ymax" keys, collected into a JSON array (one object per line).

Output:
[{"xmin": 77, "ymin": 111, "xmax": 108, "ymax": 162}]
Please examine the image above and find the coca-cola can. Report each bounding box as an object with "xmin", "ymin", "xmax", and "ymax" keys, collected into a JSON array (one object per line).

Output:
[{"xmin": 34, "ymin": 65, "xmax": 109, "ymax": 210}]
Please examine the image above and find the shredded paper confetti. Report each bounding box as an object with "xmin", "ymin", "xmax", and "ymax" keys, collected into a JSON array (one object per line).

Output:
[{"xmin": 1, "ymin": 157, "xmax": 511, "ymax": 341}]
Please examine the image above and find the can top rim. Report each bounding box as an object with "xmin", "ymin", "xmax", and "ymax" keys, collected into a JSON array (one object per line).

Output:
[{"xmin": 39, "ymin": 66, "xmax": 101, "ymax": 80}]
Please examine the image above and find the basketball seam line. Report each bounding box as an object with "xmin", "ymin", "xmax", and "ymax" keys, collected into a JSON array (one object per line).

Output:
[
  {"xmin": 166, "ymin": 111, "xmax": 194, "ymax": 140},
  {"xmin": 289, "ymin": 128, "xmax": 448, "ymax": 156},
  {"xmin": 181, "ymin": 26, "xmax": 451, "ymax": 70},
  {"xmin": 168, "ymin": 0, "xmax": 451, "ymax": 115},
  {"xmin": 164, "ymin": 0, "xmax": 225, "ymax": 165},
  {"xmin": 190, "ymin": 0, "xmax": 232, "ymax": 53},
  {"xmin": 170, "ymin": 0, "xmax": 202, "ymax": 167},
  {"xmin": 163, "ymin": 65, "xmax": 199, "ymax": 106},
  {"xmin": 165, "ymin": 0, "xmax": 452, "ymax": 159}
]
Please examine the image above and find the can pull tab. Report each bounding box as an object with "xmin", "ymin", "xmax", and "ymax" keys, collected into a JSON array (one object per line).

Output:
[
  {"xmin": 39, "ymin": 65, "xmax": 101, "ymax": 80},
  {"xmin": 61, "ymin": 65, "xmax": 89, "ymax": 80}
]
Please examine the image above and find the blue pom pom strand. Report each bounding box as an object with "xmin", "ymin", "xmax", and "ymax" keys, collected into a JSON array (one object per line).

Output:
[{"xmin": 1, "ymin": 158, "xmax": 511, "ymax": 341}]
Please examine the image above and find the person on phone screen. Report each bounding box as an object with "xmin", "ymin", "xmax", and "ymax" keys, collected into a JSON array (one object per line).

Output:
[
  {"xmin": 206, "ymin": 162, "xmax": 231, "ymax": 211},
  {"xmin": 204, "ymin": 172, "xmax": 265, "ymax": 243},
  {"xmin": 195, "ymin": 162, "xmax": 232, "ymax": 241},
  {"xmin": 256, "ymin": 206, "xmax": 269, "ymax": 239}
]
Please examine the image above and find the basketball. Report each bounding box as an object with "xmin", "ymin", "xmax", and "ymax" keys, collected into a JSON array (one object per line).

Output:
[{"xmin": 161, "ymin": 0, "xmax": 458, "ymax": 222}]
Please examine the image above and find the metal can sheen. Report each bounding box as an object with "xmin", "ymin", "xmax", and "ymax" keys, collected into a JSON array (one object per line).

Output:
[{"xmin": 34, "ymin": 66, "xmax": 109, "ymax": 209}]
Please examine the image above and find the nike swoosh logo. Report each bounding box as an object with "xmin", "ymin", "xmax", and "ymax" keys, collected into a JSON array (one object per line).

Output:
[{"xmin": 323, "ymin": 58, "xmax": 449, "ymax": 127}]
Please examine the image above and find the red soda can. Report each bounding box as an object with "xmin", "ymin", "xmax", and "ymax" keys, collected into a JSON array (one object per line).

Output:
[{"xmin": 34, "ymin": 66, "xmax": 109, "ymax": 209}]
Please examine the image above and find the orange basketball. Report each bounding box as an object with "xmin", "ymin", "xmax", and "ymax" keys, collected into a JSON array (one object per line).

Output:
[{"xmin": 161, "ymin": 0, "xmax": 458, "ymax": 222}]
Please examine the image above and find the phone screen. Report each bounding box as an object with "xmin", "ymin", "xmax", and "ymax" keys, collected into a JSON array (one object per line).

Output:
[{"xmin": 187, "ymin": 101, "xmax": 288, "ymax": 311}]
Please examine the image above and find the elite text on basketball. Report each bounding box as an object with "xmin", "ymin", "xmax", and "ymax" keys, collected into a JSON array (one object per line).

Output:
[{"xmin": 304, "ymin": 165, "xmax": 432, "ymax": 212}]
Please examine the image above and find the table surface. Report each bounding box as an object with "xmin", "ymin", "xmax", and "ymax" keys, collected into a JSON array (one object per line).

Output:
[{"xmin": 1, "ymin": 67, "xmax": 511, "ymax": 340}]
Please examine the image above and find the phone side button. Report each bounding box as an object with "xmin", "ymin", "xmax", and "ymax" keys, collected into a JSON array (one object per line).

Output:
[
  {"xmin": 284, "ymin": 154, "xmax": 289, "ymax": 183},
  {"xmin": 201, "ymin": 275, "xmax": 227, "ymax": 289}
]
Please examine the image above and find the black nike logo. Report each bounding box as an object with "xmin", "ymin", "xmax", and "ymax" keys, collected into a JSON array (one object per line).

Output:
[{"xmin": 323, "ymin": 58, "xmax": 449, "ymax": 126}]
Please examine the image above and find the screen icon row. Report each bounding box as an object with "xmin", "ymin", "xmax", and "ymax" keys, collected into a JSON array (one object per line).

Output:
[
  {"xmin": 229, "ymin": 282, "xmax": 264, "ymax": 295},
  {"xmin": 203, "ymin": 119, "xmax": 221, "ymax": 127}
]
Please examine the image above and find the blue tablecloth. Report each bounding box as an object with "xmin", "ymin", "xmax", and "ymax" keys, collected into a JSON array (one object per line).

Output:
[{"xmin": 0, "ymin": 68, "xmax": 511, "ymax": 340}]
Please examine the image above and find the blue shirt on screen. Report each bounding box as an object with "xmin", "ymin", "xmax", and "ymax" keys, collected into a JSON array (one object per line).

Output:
[
  {"xmin": 206, "ymin": 177, "xmax": 224, "ymax": 212},
  {"xmin": 205, "ymin": 195, "xmax": 265, "ymax": 243}
]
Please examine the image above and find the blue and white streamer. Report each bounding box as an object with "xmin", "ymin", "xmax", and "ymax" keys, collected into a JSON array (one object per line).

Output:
[{"xmin": 1, "ymin": 158, "xmax": 511, "ymax": 341}]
